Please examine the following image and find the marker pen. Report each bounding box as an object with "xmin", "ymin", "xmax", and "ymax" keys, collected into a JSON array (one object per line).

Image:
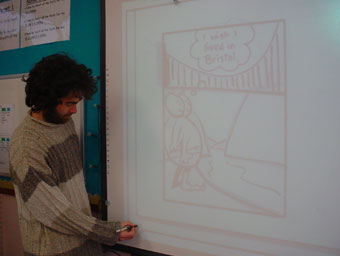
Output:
[{"xmin": 115, "ymin": 225, "xmax": 138, "ymax": 233}]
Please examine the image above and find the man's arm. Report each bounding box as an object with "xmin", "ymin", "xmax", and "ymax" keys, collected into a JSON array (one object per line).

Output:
[{"xmin": 10, "ymin": 147, "xmax": 125, "ymax": 246}]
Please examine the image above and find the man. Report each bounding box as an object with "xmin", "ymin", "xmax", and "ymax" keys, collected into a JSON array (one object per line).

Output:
[{"xmin": 9, "ymin": 53, "xmax": 136, "ymax": 256}]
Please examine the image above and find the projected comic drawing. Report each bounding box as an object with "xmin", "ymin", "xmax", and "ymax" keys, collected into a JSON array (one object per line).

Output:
[{"xmin": 163, "ymin": 20, "xmax": 286, "ymax": 216}]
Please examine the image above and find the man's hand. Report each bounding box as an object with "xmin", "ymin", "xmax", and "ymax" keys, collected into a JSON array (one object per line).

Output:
[{"xmin": 118, "ymin": 221, "xmax": 137, "ymax": 241}]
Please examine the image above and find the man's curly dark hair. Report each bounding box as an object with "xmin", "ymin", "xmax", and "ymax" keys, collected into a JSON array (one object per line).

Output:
[{"xmin": 24, "ymin": 53, "xmax": 97, "ymax": 112}]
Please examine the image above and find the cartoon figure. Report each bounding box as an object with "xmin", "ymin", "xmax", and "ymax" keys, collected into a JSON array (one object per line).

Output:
[{"xmin": 165, "ymin": 92, "xmax": 205, "ymax": 190}]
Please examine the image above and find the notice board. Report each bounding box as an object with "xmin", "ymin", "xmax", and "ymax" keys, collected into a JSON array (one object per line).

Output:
[{"xmin": 0, "ymin": 75, "xmax": 83, "ymax": 176}]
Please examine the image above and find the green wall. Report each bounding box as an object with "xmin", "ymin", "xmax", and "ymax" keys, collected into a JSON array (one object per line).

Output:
[{"xmin": 0, "ymin": 0, "xmax": 103, "ymax": 197}]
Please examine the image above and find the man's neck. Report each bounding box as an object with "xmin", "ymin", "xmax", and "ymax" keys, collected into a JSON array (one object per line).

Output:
[{"xmin": 31, "ymin": 110, "xmax": 45, "ymax": 121}]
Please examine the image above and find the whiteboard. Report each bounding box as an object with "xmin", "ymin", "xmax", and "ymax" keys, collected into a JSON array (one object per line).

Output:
[
  {"xmin": 106, "ymin": 1, "xmax": 340, "ymax": 255},
  {"xmin": 0, "ymin": 75, "xmax": 83, "ymax": 176}
]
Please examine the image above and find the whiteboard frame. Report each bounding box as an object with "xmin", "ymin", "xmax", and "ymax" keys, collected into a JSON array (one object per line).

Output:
[{"xmin": 104, "ymin": 0, "xmax": 340, "ymax": 255}]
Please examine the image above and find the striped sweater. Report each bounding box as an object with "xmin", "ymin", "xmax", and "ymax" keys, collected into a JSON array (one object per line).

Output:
[{"xmin": 9, "ymin": 114, "xmax": 120, "ymax": 256}]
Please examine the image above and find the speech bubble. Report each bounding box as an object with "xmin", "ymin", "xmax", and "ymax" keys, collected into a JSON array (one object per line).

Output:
[{"xmin": 190, "ymin": 25, "xmax": 254, "ymax": 72}]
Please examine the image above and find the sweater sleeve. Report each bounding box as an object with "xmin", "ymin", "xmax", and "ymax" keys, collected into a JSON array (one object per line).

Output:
[{"xmin": 10, "ymin": 144, "xmax": 121, "ymax": 246}]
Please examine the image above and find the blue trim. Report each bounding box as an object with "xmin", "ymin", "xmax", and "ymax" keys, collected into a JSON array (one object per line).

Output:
[{"xmin": 0, "ymin": 176, "xmax": 11, "ymax": 181}]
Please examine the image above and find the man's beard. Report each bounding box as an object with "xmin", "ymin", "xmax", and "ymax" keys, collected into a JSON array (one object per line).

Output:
[{"xmin": 43, "ymin": 107, "xmax": 70, "ymax": 124}]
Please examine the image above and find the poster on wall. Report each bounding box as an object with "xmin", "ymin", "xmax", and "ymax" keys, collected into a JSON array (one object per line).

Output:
[
  {"xmin": 0, "ymin": 0, "xmax": 20, "ymax": 51},
  {"xmin": 21, "ymin": 0, "xmax": 70, "ymax": 48},
  {"xmin": 0, "ymin": 104, "xmax": 14, "ymax": 175},
  {"xmin": 0, "ymin": 0, "xmax": 70, "ymax": 51}
]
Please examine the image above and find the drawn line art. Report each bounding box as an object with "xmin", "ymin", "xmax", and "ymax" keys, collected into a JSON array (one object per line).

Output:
[
  {"xmin": 163, "ymin": 20, "xmax": 286, "ymax": 217},
  {"xmin": 122, "ymin": 4, "xmax": 340, "ymax": 254}
]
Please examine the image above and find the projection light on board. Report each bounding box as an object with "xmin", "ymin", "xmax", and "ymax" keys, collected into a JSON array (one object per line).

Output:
[
  {"xmin": 106, "ymin": 0, "xmax": 340, "ymax": 254},
  {"xmin": 162, "ymin": 19, "xmax": 286, "ymax": 217}
]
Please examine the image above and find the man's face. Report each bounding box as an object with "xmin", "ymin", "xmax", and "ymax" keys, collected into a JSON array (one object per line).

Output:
[{"xmin": 44, "ymin": 92, "xmax": 82, "ymax": 124}]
